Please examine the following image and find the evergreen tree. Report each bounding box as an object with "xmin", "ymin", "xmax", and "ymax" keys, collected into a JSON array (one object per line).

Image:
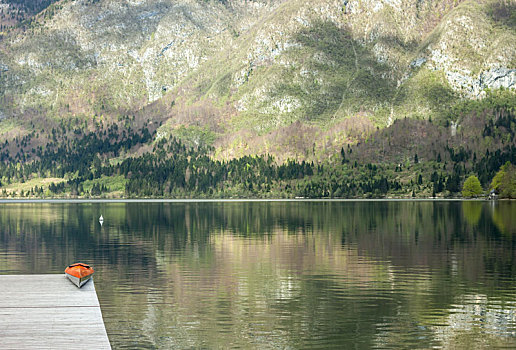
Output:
[{"xmin": 446, "ymin": 173, "xmax": 461, "ymax": 193}]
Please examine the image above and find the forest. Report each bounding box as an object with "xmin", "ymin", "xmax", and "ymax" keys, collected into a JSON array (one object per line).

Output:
[{"xmin": 0, "ymin": 89, "xmax": 515, "ymax": 199}]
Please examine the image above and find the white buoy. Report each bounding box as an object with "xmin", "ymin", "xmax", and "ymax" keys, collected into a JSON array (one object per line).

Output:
[{"xmin": 99, "ymin": 215, "xmax": 104, "ymax": 226}]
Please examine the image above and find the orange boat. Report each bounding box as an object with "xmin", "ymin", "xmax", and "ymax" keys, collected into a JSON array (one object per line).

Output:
[{"xmin": 65, "ymin": 263, "xmax": 94, "ymax": 288}]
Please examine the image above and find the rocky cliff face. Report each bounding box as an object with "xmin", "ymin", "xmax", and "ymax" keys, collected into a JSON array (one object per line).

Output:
[{"xmin": 0, "ymin": 0, "xmax": 514, "ymax": 159}]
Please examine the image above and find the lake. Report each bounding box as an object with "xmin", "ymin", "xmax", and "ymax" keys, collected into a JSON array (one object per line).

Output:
[{"xmin": 1, "ymin": 200, "xmax": 515, "ymax": 349}]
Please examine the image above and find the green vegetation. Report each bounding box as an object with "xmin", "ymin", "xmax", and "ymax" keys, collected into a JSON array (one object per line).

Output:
[
  {"xmin": 396, "ymin": 69, "xmax": 457, "ymax": 124},
  {"xmin": 170, "ymin": 125, "xmax": 217, "ymax": 148},
  {"xmin": 462, "ymin": 175, "xmax": 483, "ymax": 198},
  {"xmin": 490, "ymin": 162, "xmax": 516, "ymax": 199},
  {"xmin": 274, "ymin": 20, "xmax": 395, "ymax": 122}
]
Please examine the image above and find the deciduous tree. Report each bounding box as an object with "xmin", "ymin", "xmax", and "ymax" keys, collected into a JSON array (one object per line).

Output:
[{"xmin": 462, "ymin": 175, "xmax": 483, "ymax": 197}]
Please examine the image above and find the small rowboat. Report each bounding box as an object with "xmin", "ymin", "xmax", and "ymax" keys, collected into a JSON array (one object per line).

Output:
[{"xmin": 65, "ymin": 263, "xmax": 94, "ymax": 288}]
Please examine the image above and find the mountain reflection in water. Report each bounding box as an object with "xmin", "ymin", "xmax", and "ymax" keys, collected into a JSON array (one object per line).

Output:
[{"xmin": 0, "ymin": 201, "xmax": 515, "ymax": 349}]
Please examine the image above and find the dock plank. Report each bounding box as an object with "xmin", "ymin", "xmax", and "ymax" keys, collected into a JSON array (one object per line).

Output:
[{"xmin": 0, "ymin": 274, "xmax": 111, "ymax": 349}]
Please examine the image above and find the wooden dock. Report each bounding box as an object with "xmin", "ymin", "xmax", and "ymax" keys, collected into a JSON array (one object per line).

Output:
[{"xmin": 0, "ymin": 274, "xmax": 111, "ymax": 349}]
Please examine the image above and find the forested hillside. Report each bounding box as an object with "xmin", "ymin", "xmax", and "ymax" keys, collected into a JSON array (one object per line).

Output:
[
  {"xmin": 0, "ymin": 0, "xmax": 59, "ymax": 33},
  {"xmin": 0, "ymin": 90, "xmax": 514, "ymax": 199}
]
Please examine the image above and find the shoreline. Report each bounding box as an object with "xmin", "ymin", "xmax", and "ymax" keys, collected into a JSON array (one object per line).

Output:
[{"xmin": 0, "ymin": 198, "xmax": 500, "ymax": 203}]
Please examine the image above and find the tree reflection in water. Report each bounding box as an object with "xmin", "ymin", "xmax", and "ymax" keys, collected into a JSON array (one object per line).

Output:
[{"xmin": 0, "ymin": 201, "xmax": 515, "ymax": 348}]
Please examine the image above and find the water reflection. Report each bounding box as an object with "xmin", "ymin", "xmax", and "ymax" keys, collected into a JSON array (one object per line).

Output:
[{"xmin": 0, "ymin": 201, "xmax": 515, "ymax": 348}]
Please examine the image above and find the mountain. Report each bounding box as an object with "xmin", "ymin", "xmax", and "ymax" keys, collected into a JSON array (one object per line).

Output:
[
  {"xmin": 0, "ymin": 0, "xmax": 514, "ymax": 160},
  {"xmin": 0, "ymin": 0, "xmax": 515, "ymax": 199}
]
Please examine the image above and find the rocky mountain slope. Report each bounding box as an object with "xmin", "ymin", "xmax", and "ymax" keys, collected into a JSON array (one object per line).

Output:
[{"xmin": 0, "ymin": 0, "xmax": 515, "ymax": 161}]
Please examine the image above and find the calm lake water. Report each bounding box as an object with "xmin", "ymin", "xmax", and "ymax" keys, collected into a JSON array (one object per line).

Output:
[{"xmin": 1, "ymin": 200, "xmax": 516, "ymax": 349}]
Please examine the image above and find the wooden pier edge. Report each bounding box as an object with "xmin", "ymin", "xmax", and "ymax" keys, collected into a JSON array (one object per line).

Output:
[{"xmin": 0, "ymin": 274, "xmax": 111, "ymax": 349}]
